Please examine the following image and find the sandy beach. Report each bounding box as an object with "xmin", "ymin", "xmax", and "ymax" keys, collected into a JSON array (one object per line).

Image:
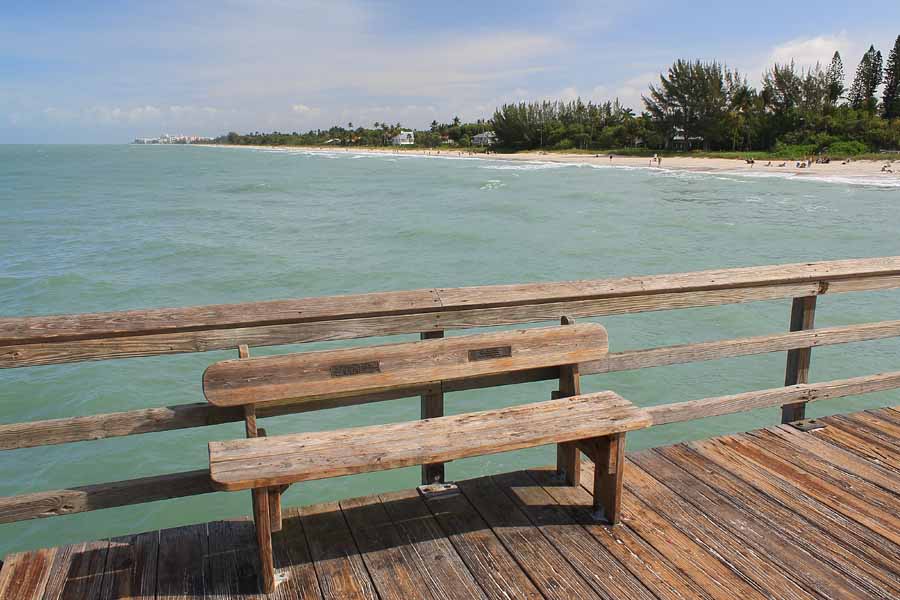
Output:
[{"xmin": 200, "ymin": 144, "xmax": 900, "ymax": 185}]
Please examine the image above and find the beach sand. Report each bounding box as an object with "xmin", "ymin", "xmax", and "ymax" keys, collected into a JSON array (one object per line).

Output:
[{"xmin": 200, "ymin": 144, "xmax": 900, "ymax": 184}]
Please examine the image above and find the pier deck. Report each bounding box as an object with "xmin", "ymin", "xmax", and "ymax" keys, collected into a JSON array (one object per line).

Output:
[{"xmin": 2, "ymin": 406, "xmax": 898, "ymax": 600}]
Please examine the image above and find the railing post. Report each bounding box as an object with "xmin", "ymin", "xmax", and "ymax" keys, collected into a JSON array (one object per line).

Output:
[
  {"xmin": 781, "ymin": 296, "xmax": 817, "ymax": 423},
  {"xmin": 421, "ymin": 330, "xmax": 445, "ymax": 484}
]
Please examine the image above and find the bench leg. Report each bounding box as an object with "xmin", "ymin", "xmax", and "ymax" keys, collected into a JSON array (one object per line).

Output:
[
  {"xmin": 556, "ymin": 442, "xmax": 580, "ymax": 486},
  {"xmin": 268, "ymin": 486, "xmax": 286, "ymax": 533},
  {"xmin": 581, "ymin": 433, "xmax": 626, "ymax": 524},
  {"xmin": 253, "ymin": 487, "xmax": 276, "ymax": 593}
]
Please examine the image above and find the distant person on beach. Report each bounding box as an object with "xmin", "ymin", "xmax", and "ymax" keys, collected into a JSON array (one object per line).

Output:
[{"xmin": 609, "ymin": 154, "xmax": 613, "ymax": 162}]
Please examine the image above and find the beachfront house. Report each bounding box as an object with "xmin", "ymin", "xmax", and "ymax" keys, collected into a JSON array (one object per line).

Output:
[
  {"xmin": 672, "ymin": 127, "xmax": 704, "ymax": 151},
  {"xmin": 391, "ymin": 131, "xmax": 415, "ymax": 146},
  {"xmin": 472, "ymin": 131, "xmax": 497, "ymax": 146}
]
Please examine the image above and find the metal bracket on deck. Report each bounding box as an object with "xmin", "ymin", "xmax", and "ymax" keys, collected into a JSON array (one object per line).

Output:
[
  {"xmin": 417, "ymin": 482, "xmax": 460, "ymax": 499},
  {"xmin": 788, "ymin": 418, "xmax": 826, "ymax": 432}
]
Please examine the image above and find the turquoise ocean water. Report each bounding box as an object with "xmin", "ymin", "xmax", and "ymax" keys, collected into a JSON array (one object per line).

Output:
[{"xmin": 1, "ymin": 144, "xmax": 899, "ymax": 556}]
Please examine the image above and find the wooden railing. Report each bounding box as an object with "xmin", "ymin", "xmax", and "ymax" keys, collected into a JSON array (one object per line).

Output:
[{"xmin": 2, "ymin": 256, "xmax": 900, "ymax": 525}]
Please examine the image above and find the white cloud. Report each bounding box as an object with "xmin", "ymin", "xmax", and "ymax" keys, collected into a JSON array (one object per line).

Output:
[
  {"xmin": 291, "ymin": 104, "xmax": 314, "ymax": 114},
  {"xmin": 767, "ymin": 33, "xmax": 852, "ymax": 70}
]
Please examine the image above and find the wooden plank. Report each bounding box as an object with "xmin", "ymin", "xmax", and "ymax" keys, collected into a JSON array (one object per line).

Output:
[
  {"xmin": 8, "ymin": 256, "xmax": 899, "ymax": 346},
  {"xmin": 711, "ymin": 434, "xmax": 900, "ymax": 546},
  {"xmin": 762, "ymin": 425, "xmax": 900, "ymax": 495},
  {"xmin": 689, "ymin": 437, "xmax": 900, "ymax": 571},
  {"xmin": 748, "ymin": 429, "xmax": 900, "ymax": 503},
  {"xmin": 645, "ymin": 370, "xmax": 900, "ymax": 426},
  {"xmin": 157, "ymin": 524, "xmax": 208, "ymax": 599},
  {"xmin": 528, "ymin": 467, "xmax": 713, "ymax": 600},
  {"xmin": 457, "ymin": 475, "xmax": 602, "ymax": 600},
  {"xmin": 491, "ymin": 470, "xmax": 657, "ymax": 600},
  {"xmin": 339, "ymin": 494, "xmax": 431, "ymax": 599},
  {"xmin": 378, "ymin": 489, "xmax": 486, "ymax": 599},
  {"xmin": 203, "ymin": 323, "xmax": 608, "ymax": 407},
  {"xmin": 98, "ymin": 532, "xmax": 159, "ymax": 600},
  {"xmin": 628, "ymin": 448, "xmax": 879, "ymax": 599},
  {"xmin": 6, "ymin": 319, "xmax": 900, "ymax": 452},
  {"xmin": 836, "ymin": 412, "xmax": 900, "ymax": 448},
  {"xmin": 617, "ymin": 456, "xmax": 819, "ymax": 600},
  {"xmin": 0, "ymin": 469, "xmax": 215, "ymax": 524},
  {"xmin": 271, "ymin": 507, "xmax": 324, "ymax": 600},
  {"xmin": 41, "ymin": 539, "xmax": 110, "ymax": 600},
  {"xmin": 420, "ymin": 485, "xmax": 543, "ymax": 600},
  {"xmin": 0, "ymin": 548, "xmax": 56, "ymax": 600},
  {"xmin": 820, "ymin": 415, "xmax": 900, "ymax": 456},
  {"xmin": 209, "ymin": 392, "xmax": 649, "ymax": 491},
  {"xmin": 782, "ymin": 296, "xmax": 817, "ymax": 423},
  {"xmin": 9, "ymin": 256, "xmax": 900, "ymax": 367},
  {"xmin": 205, "ymin": 519, "xmax": 264, "ymax": 598},
  {"xmin": 810, "ymin": 422, "xmax": 900, "ymax": 470},
  {"xmin": 652, "ymin": 444, "xmax": 900, "ymax": 597},
  {"xmin": 0, "ymin": 288, "xmax": 442, "ymax": 346},
  {"xmin": 299, "ymin": 501, "xmax": 378, "ymax": 600}
]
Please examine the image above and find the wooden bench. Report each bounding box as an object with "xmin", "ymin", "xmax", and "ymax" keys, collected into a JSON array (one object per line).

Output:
[{"xmin": 202, "ymin": 321, "xmax": 649, "ymax": 592}]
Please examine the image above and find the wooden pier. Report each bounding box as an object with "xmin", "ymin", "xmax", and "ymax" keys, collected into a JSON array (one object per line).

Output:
[
  {"xmin": 3, "ymin": 257, "xmax": 900, "ymax": 598},
  {"xmin": 2, "ymin": 405, "xmax": 899, "ymax": 599}
]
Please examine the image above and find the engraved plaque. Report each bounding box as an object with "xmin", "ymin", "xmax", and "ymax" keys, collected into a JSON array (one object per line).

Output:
[
  {"xmin": 330, "ymin": 361, "xmax": 381, "ymax": 377},
  {"xmin": 468, "ymin": 346, "xmax": 512, "ymax": 361}
]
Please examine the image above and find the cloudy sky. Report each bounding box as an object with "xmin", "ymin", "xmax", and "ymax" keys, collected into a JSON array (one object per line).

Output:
[{"xmin": 2, "ymin": 1, "xmax": 898, "ymax": 143}]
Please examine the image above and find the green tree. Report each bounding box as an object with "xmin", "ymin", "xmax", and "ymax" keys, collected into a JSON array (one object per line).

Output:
[
  {"xmin": 883, "ymin": 36, "xmax": 900, "ymax": 119},
  {"xmin": 849, "ymin": 45, "xmax": 883, "ymax": 111},
  {"xmin": 826, "ymin": 51, "xmax": 845, "ymax": 107}
]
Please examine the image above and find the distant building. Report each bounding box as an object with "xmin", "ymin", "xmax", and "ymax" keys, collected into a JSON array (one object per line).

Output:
[
  {"xmin": 132, "ymin": 134, "xmax": 213, "ymax": 145},
  {"xmin": 391, "ymin": 131, "xmax": 415, "ymax": 146},
  {"xmin": 671, "ymin": 127, "xmax": 703, "ymax": 151},
  {"xmin": 472, "ymin": 131, "xmax": 497, "ymax": 146}
]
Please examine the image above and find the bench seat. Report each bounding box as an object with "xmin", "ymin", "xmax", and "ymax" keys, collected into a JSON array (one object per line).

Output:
[{"xmin": 209, "ymin": 391, "xmax": 649, "ymax": 491}]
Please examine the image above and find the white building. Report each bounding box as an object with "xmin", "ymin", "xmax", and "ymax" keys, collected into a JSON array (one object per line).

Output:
[
  {"xmin": 472, "ymin": 131, "xmax": 497, "ymax": 146},
  {"xmin": 391, "ymin": 130, "xmax": 415, "ymax": 146}
]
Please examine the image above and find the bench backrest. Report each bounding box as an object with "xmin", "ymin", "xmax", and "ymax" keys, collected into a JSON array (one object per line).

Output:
[{"xmin": 203, "ymin": 323, "xmax": 608, "ymax": 408}]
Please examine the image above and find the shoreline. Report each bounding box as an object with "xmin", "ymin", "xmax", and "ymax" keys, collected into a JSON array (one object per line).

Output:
[{"xmin": 196, "ymin": 144, "xmax": 900, "ymax": 184}]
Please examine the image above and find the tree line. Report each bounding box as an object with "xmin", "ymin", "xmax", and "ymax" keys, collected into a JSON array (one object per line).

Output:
[{"xmin": 217, "ymin": 34, "xmax": 900, "ymax": 156}]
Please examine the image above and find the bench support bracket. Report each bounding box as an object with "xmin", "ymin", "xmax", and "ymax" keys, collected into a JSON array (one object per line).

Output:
[{"xmin": 578, "ymin": 432, "xmax": 626, "ymax": 524}]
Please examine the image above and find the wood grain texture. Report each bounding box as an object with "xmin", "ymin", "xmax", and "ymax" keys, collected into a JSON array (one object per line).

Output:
[
  {"xmin": 203, "ymin": 323, "xmax": 608, "ymax": 407},
  {"xmin": 781, "ymin": 296, "xmax": 817, "ymax": 423},
  {"xmin": 6, "ymin": 256, "xmax": 900, "ymax": 367},
  {"xmin": 419, "ymin": 330, "xmax": 446, "ymax": 485},
  {"xmin": 0, "ymin": 470, "xmax": 214, "ymax": 524},
  {"xmin": 7, "ymin": 318, "xmax": 900, "ymax": 452},
  {"xmin": 209, "ymin": 392, "xmax": 649, "ymax": 491}
]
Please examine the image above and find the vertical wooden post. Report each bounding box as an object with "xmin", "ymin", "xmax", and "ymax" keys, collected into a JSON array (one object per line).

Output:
[
  {"xmin": 590, "ymin": 433, "xmax": 626, "ymax": 524},
  {"xmin": 556, "ymin": 316, "xmax": 582, "ymax": 486},
  {"xmin": 781, "ymin": 296, "xmax": 817, "ymax": 423},
  {"xmin": 239, "ymin": 344, "xmax": 276, "ymax": 592},
  {"xmin": 420, "ymin": 330, "xmax": 445, "ymax": 484}
]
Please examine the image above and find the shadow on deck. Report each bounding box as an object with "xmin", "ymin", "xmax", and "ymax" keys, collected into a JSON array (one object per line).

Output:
[{"xmin": 2, "ymin": 407, "xmax": 899, "ymax": 599}]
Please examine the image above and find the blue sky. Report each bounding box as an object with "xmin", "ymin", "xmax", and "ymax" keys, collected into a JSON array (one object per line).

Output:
[{"xmin": 2, "ymin": 1, "xmax": 898, "ymax": 143}]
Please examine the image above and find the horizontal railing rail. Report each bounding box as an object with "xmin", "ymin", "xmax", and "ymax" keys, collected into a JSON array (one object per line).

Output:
[
  {"xmin": 2, "ymin": 256, "xmax": 900, "ymax": 527},
  {"xmin": 2, "ymin": 256, "xmax": 900, "ymax": 368}
]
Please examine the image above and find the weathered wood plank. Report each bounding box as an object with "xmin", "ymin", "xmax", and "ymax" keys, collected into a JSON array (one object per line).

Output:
[
  {"xmin": 40, "ymin": 539, "xmax": 110, "ymax": 600},
  {"xmin": 528, "ymin": 467, "xmax": 713, "ymax": 600},
  {"xmin": 98, "ymin": 532, "xmax": 159, "ymax": 600},
  {"xmin": 299, "ymin": 501, "xmax": 378, "ymax": 600},
  {"xmin": 656, "ymin": 442, "xmax": 900, "ymax": 596},
  {"xmin": 0, "ymin": 548, "xmax": 56, "ymax": 600},
  {"xmin": 379, "ymin": 489, "xmax": 486, "ymax": 600},
  {"xmin": 270, "ymin": 508, "xmax": 324, "ymax": 600},
  {"xmin": 203, "ymin": 324, "xmax": 608, "ymax": 407},
  {"xmin": 0, "ymin": 469, "xmax": 215, "ymax": 524},
  {"xmin": 206, "ymin": 518, "xmax": 266, "ymax": 599},
  {"xmin": 618, "ymin": 456, "xmax": 818, "ymax": 600},
  {"xmin": 8, "ymin": 256, "xmax": 900, "ymax": 367},
  {"xmin": 628, "ymin": 448, "xmax": 880, "ymax": 599},
  {"xmin": 420, "ymin": 330, "xmax": 446, "ymax": 485},
  {"xmin": 420, "ymin": 485, "xmax": 543, "ymax": 600},
  {"xmin": 209, "ymin": 392, "xmax": 648, "ymax": 491},
  {"xmin": 811, "ymin": 421, "xmax": 900, "ymax": 470},
  {"xmin": 339, "ymin": 494, "xmax": 431, "ymax": 600},
  {"xmin": 645, "ymin": 370, "xmax": 900, "ymax": 425},
  {"xmin": 689, "ymin": 436, "xmax": 900, "ymax": 571},
  {"xmin": 457, "ymin": 475, "xmax": 602, "ymax": 599},
  {"xmin": 155, "ymin": 523, "xmax": 208, "ymax": 600},
  {"xmin": 491, "ymin": 470, "xmax": 657, "ymax": 600},
  {"xmin": 711, "ymin": 434, "xmax": 900, "ymax": 546}
]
